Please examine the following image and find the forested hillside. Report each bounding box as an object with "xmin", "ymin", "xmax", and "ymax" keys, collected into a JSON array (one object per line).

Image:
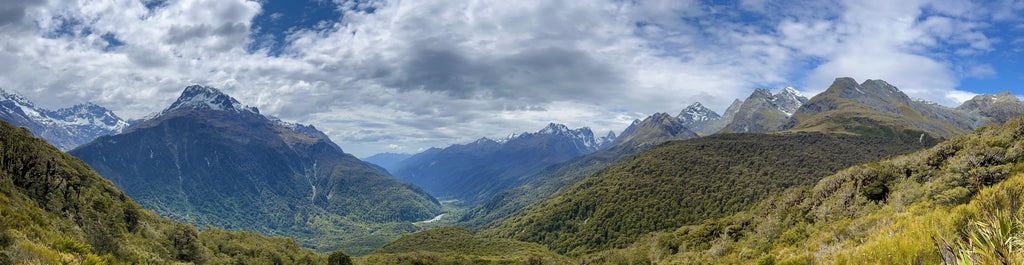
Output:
[
  {"xmin": 458, "ymin": 112, "xmax": 698, "ymax": 230},
  {"xmin": 485, "ymin": 132, "xmax": 941, "ymax": 256},
  {"xmin": 0, "ymin": 120, "xmax": 336, "ymax": 264},
  {"xmin": 584, "ymin": 115, "xmax": 1024, "ymax": 264}
]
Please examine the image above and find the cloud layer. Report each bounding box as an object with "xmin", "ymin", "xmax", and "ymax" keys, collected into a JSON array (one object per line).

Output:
[{"xmin": 0, "ymin": 0, "xmax": 1021, "ymax": 156}]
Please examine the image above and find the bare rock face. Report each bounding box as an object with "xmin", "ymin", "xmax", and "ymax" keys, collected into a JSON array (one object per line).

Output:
[{"xmin": 956, "ymin": 91, "xmax": 1024, "ymax": 126}]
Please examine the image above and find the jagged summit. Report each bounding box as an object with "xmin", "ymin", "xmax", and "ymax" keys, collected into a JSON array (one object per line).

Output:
[
  {"xmin": 0, "ymin": 88, "xmax": 35, "ymax": 107},
  {"xmin": 676, "ymin": 102, "xmax": 721, "ymax": 123},
  {"xmin": 598, "ymin": 130, "xmax": 617, "ymax": 147},
  {"xmin": 0, "ymin": 88, "xmax": 129, "ymax": 150},
  {"xmin": 164, "ymin": 85, "xmax": 258, "ymax": 114},
  {"xmin": 504, "ymin": 123, "xmax": 608, "ymax": 151},
  {"xmin": 782, "ymin": 77, "xmax": 989, "ymax": 138},
  {"xmin": 676, "ymin": 102, "xmax": 725, "ymax": 135},
  {"xmin": 49, "ymin": 103, "xmax": 131, "ymax": 132},
  {"xmin": 779, "ymin": 86, "xmax": 803, "ymax": 97},
  {"xmin": 538, "ymin": 123, "xmax": 572, "ymax": 135},
  {"xmin": 956, "ymin": 91, "xmax": 1024, "ymax": 125},
  {"xmin": 719, "ymin": 87, "xmax": 808, "ymax": 133},
  {"xmin": 612, "ymin": 112, "xmax": 698, "ymax": 148}
]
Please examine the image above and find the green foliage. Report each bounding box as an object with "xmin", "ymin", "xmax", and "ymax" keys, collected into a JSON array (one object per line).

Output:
[
  {"xmin": 328, "ymin": 250, "xmax": 353, "ymax": 265},
  {"xmin": 459, "ymin": 146, "xmax": 643, "ymax": 231},
  {"xmin": 935, "ymin": 169, "xmax": 1024, "ymax": 265},
  {"xmin": 581, "ymin": 114, "xmax": 1024, "ymax": 264},
  {"xmin": 0, "ymin": 120, "xmax": 325, "ymax": 264},
  {"xmin": 487, "ymin": 132, "xmax": 937, "ymax": 256},
  {"xmin": 360, "ymin": 226, "xmax": 570, "ymax": 264}
]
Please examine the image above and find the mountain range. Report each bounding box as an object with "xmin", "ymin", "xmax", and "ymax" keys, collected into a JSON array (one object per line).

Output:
[
  {"xmin": 68, "ymin": 85, "xmax": 441, "ymax": 255},
  {"xmin": 457, "ymin": 112, "xmax": 700, "ymax": 230},
  {"xmin": 3, "ymin": 77, "xmax": 1024, "ymax": 264},
  {"xmin": 0, "ymin": 88, "xmax": 130, "ymax": 150},
  {"xmin": 389, "ymin": 123, "xmax": 616, "ymax": 205},
  {"xmin": 369, "ymin": 78, "xmax": 1024, "ymax": 263},
  {"xmin": 783, "ymin": 78, "xmax": 990, "ymax": 139}
]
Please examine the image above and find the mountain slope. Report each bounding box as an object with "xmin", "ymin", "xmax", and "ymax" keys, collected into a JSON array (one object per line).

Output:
[
  {"xmin": 392, "ymin": 123, "xmax": 611, "ymax": 205},
  {"xmin": 0, "ymin": 119, "xmax": 328, "ymax": 264},
  {"xmin": 0, "ymin": 88, "xmax": 129, "ymax": 150},
  {"xmin": 783, "ymin": 78, "xmax": 987, "ymax": 139},
  {"xmin": 68, "ymin": 85, "xmax": 440, "ymax": 255},
  {"xmin": 588, "ymin": 114, "xmax": 1024, "ymax": 264},
  {"xmin": 457, "ymin": 113, "xmax": 700, "ymax": 230},
  {"xmin": 484, "ymin": 131, "xmax": 939, "ymax": 256},
  {"xmin": 720, "ymin": 87, "xmax": 807, "ymax": 133}
]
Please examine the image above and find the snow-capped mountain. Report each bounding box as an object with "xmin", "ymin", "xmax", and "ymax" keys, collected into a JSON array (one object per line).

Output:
[
  {"xmin": 69, "ymin": 85, "xmax": 441, "ymax": 253},
  {"xmin": 676, "ymin": 102, "xmax": 721, "ymax": 124},
  {"xmin": 774, "ymin": 87, "xmax": 805, "ymax": 116},
  {"xmin": 163, "ymin": 85, "xmax": 259, "ymax": 114},
  {"xmin": 676, "ymin": 102, "xmax": 723, "ymax": 135},
  {"xmin": 720, "ymin": 87, "xmax": 809, "ymax": 133},
  {"xmin": 0, "ymin": 88, "xmax": 129, "ymax": 150}
]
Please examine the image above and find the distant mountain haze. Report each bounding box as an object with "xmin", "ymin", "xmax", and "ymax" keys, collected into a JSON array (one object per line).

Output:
[{"xmin": 390, "ymin": 123, "xmax": 616, "ymax": 206}]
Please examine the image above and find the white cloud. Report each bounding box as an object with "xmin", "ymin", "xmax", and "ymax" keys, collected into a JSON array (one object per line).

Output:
[
  {"xmin": 945, "ymin": 90, "xmax": 979, "ymax": 104},
  {"xmin": 0, "ymin": 0, "xmax": 1017, "ymax": 156}
]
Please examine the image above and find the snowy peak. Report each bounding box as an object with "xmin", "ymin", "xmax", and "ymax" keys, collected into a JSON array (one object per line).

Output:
[
  {"xmin": 1, "ymin": 88, "xmax": 36, "ymax": 108},
  {"xmin": 0, "ymin": 88, "xmax": 129, "ymax": 150},
  {"xmin": 500, "ymin": 123, "xmax": 610, "ymax": 151},
  {"xmin": 720, "ymin": 87, "xmax": 809, "ymax": 133},
  {"xmin": 534, "ymin": 123, "xmax": 602, "ymax": 151},
  {"xmin": 779, "ymin": 87, "xmax": 803, "ymax": 98},
  {"xmin": 745, "ymin": 87, "xmax": 808, "ymax": 116},
  {"xmin": 165, "ymin": 85, "xmax": 258, "ymax": 114},
  {"xmin": 49, "ymin": 103, "xmax": 131, "ymax": 132},
  {"xmin": 677, "ymin": 102, "xmax": 722, "ymax": 123},
  {"xmin": 538, "ymin": 123, "xmax": 572, "ymax": 135}
]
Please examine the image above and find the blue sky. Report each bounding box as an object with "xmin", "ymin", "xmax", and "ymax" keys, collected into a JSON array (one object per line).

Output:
[{"xmin": 0, "ymin": 0, "xmax": 1022, "ymax": 157}]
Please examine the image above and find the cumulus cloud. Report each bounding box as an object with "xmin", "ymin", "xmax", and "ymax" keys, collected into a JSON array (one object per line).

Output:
[{"xmin": 0, "ymin": 0, "xmax": 1018, "ymax": 156}]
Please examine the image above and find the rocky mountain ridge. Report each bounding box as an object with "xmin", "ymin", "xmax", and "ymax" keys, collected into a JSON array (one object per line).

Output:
[{"xmin": 0, "ymin": 88, "xmax": 130, "ymax": 150}]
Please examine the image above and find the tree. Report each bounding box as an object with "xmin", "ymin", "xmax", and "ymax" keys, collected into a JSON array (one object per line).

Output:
[{"xmin": 328, "ymin": 250, "xmax": 352, "ymax": 265}]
